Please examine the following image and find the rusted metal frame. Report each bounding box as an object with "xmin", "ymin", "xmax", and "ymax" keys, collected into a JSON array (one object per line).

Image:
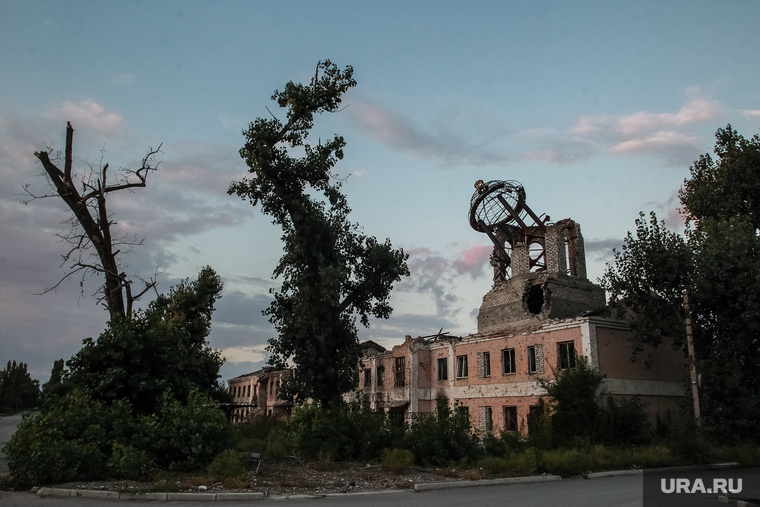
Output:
[
  {"xmin": 529, "ymin": 250, "xmax": 546, "ymax": 269},
  {"xmin": 479, "ymin": 219, "xmax": 510, "ymax": 260},
  {"xmin": 496, "ymin": 194, "xmax": 529, "ymax": 231},
  {"xmin": 522, "ymin": 202, "xmax": 546, "ymax": 232}
]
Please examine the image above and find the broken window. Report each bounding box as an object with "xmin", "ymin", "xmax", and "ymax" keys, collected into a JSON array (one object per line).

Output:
[
  {"xmin": 456, "ymin": 355, "xmax": 468, "ymax": 378},
  {"xmin": 483, "ymin": 406, "xmax": 493, "ymax": 432},
  {"xmin": 558, "ymin": 341, "xmax": 576, "ymax": 369},
  {"xmin": 377, "ymin": 365, "xmax": 385, "ymax": 386},
  {"xmin": 364, "ymin": 368, "xmax": 372, "ymax": 387},
  {"xmin": 503, "ymin": 406, "xmax": 518, "ymax": 431},
  {"xmin": 437, "ymin": 357, "xmax": 448, "ymax": 380},
  {"xmin": 502, "ymin": 348, "xmax": 516, "ymax": 374},
  {"xmin": 394, "ymin": 357, "xmax": 406, "ymax": 387},
  {"xmin": 528, "ymin": 346, "xmax": 537, "ymax": 374},
  {"xmin": 483, "ymin": 352, "xmax": 491, "ymax": 377},
  {"xmin": 247, "ymin": 385, "xmax": 251, "ymax": 397}
]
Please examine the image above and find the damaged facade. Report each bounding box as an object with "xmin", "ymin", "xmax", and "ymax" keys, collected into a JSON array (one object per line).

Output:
[
  {"xmin": 230, "ymin": 180, "xmax": 686, "ymax": 434},
  {"xmin": 227, "ymin": 367, "xmax": 291, "ymax": 422}
]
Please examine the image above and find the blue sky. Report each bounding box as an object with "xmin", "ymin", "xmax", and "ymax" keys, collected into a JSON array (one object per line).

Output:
[{"xmin": 1, "ymin": 1, "xmax": 759, "ymax": 383}]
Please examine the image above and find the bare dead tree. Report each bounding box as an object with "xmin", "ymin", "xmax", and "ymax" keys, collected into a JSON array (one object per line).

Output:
[{"xmin": 25, "ymin": 121, "xmax": 160, "ymax": 320}]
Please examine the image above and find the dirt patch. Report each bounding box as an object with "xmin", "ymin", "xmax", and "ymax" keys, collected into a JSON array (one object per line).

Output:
[{"xmin": 52, "ymin": 460, "xmax": 466, "ymax": 496}]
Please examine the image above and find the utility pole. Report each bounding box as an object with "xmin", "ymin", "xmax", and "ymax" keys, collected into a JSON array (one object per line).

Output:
[{"xmin": 682, "ymin": 289, "xmax": 701, "ymax": 427}]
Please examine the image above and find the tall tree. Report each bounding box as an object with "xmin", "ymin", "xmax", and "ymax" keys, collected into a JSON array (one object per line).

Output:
[
  {"xmin": 27, "ymin": 123, "xmax": 160, "ymax": 319},
  {"xmin": 229, "ymin": 61, "xmax": 409, "ymax": 407},
  {"xmin": 601, "ymin": 125, "xmax": 760, "ymax": 438},
  {"xmin": 0, "ymin": 361, "xmax": 40, "ymax": 411}
]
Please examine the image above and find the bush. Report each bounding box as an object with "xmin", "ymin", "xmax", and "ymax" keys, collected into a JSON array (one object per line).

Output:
[
  {"xmin": 108, "ymin": 442, "xmax": 155, "ymax": 480},
  {"xmin": 134, "ymin": 390, "xmax": 237, "ymax": 471},
  {"xmin": 477, "ymin": 456, "xmax": 508, "ymax": 476},
  {"xmin": 288, "ymin": 400, "xmax": 394, "ymax": 461},
  {"xmin": 505, "ymin": 448, "xmax": 539, "ymax": 476},
  {"xmin": 540, "ymin": 449, "xmax": 592, "ymax": 477},
  {"xmin": 382, "ymin": 449, "xmax": 414, "ymax": 474},
  {"xmin": 3, "ymin": 388, "xmax": 235, "ymax": 486},
  {"xmin": 403, "ymin": 397, "xmax": 481, "ymax": 466},
  {"xmin": 208, "ymin": 449, "xmax": 247, "ymax": 480}
]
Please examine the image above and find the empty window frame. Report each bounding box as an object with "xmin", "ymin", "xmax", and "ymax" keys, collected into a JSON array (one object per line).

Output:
[
  {"xmin": 502, "ymin": 348, "xmax": 516, "ymax": 374},
  {"xmin": 376, "ymin": 366, "xmax": 385, "ymax": 386},
  {"xmin": 528, "ymin": 346, "xmax": 537, "ymax": 374},
  {"xmin": 456, "ymin": 354, "xmax": 469, "ymax": 378},
  {"xmin": 558, "ymin": 341, "xmax": 576, "ymax": 369},
  {"xmin": 483, "ymin": 352, "xmax": 491, "ymax": 377},
  {"xmin": 394, "ymin": 357, "xmax": 406, "ymax": 387},
  {"xmin": 437, "ymin": 357, "xmax": 448, "ymax": 381},
  {"xmin": 503, "ymin": 406, "xmax": 518, "ymax": 431},
  {"xmin": 364, "ymin": 368, "xmax": 372, "ymax": 387},
  {"xmin": 483, "ymin": 406, "xmax": 493, "ymax": 431}
]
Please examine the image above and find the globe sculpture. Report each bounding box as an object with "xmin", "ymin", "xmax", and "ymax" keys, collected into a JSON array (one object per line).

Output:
[{"xmin": 468, "ymin": 180, "xmax": 547, "ymax": 280}]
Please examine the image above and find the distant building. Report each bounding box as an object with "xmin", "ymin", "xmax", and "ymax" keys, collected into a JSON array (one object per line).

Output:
[{"xmin": 227, "ymin": 367, "xmax": 291, "ymax": 422}]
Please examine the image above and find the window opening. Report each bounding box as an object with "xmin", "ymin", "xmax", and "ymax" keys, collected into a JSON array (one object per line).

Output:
[
  {"xmin": 483, "ymin": 352, "xmax": 491, "ymax": 377},
  {"xmin": 456, "ymin": 355, "xmax": 469, "ymax": 378},
  {"xmin": 483, "ymin": 406, "xmax": 493, "ymax": 431},
  {"xmin": 502, "ymin": 348, "xmax": 516, "ymax": 374},
  {"xmin": 528, "ymin": 346, "xmax": 537, "ymax": 374},
  {"xmin": 376, "ymin": 366, "xmax": 385, "ymax": 386},
  {"xmin": 558, "ymin": 341, "xmax": 576, "ymax": 369},
  {"xmin": 364, "ymin": 368, "xmax": 371, "ymax": 387},
  {"xmin": 394, "ymin": 357, "xmax": 406, "ymax": 387},
  {"xmin": 504, "ymin": 406, "xmax": 518, "ymax": 431},
  {"xmin": 437, "ymin": 357, "xmax": 448, "ymax": 380}
]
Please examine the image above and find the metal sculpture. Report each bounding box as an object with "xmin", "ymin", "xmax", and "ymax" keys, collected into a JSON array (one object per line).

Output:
[{"xmin": 469, "ymin": 180, "xmax": 548, "ymax": 281}]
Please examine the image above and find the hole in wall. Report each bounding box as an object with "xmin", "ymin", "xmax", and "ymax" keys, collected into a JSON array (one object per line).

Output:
[{"xmin": 526, "ymin": 284, "xmax": 544, "ymax": 315}]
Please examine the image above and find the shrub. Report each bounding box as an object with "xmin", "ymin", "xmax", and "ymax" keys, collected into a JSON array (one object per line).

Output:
[
  {"xmin": 135, "ymin": 390, "xmax": 236, "ymax": 471},
  {"xmin": 402, "ymin": 397, "xmax": 481, "ymax": 466},
  {"xmin": 266, "ymin": 440, "xmax": 287, "ymax": 460},
  {"xmin": 477, "ymin": 456, "xmax": 508, "ymax": 476},
  {"xmin": 207, "ymin": 449, "xmax": 247, "ymax": 480},
  {"xmin": 381, "ymin": 449, "xmax": 414, "ymax": 474},
  {"xmin": 108, "ymin": 442, "xmax": 155, "ymax": 480},
  {"xmin": 288, "ymin": 400, "xmax": 394, "ymax": 461},
  {"xmin": 505, "ymin": 448, "xmax": 539, "ymax": 476},
  {"xmin": 540, "ymin": 449, "xmax": 592, "ymax": 477},
  {"xmin": 3, "ymin": 388, "xmax": 235, "ymax": 486}
]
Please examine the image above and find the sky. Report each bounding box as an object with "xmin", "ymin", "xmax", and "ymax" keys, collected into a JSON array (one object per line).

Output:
[{"xmin": 1, "ymin": 1, "xmax": 759, "ymax": 384}]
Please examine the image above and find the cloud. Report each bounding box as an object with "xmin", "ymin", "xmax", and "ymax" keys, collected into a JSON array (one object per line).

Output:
[
  {"xmin": 220, "ymin": 344, "xmax": 267, "ymax": 364},
  {"xmin": 46, "ymin": 100, "xmax": 124, "ymax": 139},
  {"xmin": 396, "ymin": 244, "xmax": 491, "ymax": 316},
  {"xmin": 529, "ymin": 89, "xmax": 724, "ymax": 167},
  {"xmin": 742, "ymin": 109, "xmax": 760, "ymax": 118},
  {"xmin": 584, "ymin": 239, "xmax": 623, "ymax": 253},
  {"xmin": 451, "ymin": 244, "xmax": 491, "ymax": 279},
  {"xmin": 345, "ymin": 99, "xmax": 510, "ymax": 166}
]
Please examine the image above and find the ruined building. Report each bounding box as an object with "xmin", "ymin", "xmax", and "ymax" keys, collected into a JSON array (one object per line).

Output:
[
  {"xmin": 230, "ymin": 180, "xmax": 686, "ymax": 434},
  {"xmin": 346, "ymin": 180, "xmax": 686, "ymax": 434}
]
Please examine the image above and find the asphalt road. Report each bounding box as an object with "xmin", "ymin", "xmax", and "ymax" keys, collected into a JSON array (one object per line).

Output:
[
  {"xmin": 0, "ymin": 474, "xmax": 645, "ymax": 507},
  {"xmin": 0, "ymin": 412, "xmax": 26, "ymax": 474}
]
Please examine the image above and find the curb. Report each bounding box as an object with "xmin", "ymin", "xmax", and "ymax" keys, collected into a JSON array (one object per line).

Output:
[
  {"xmin": 36, "ymin": 487, "xmax": 265, "ymax": 501},
  {"xmin": 413, "ymin": 474, "xmax": 561, "ymax": 492},
  {"xmin": 587, "ymin": 469, "xmax": 643, "ymax": 478}
]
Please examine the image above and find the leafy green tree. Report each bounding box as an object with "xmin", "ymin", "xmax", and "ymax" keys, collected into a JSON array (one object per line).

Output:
[
  {"xmin": 0, "ymin": 360, "xmax": 40, "ymax": 411},
  {"xmin": 64, "ymin": 266, "xmax": 228, "ymax": 414},
  {"xmin": 601, "ymin": 125, "xmax": 760, "ymax": 439},
  {"xmin": 229, "ymin": 61, "xmax": 409, "ymax": 407},
  {"xmin": 600, "ymin": 212, "xmax": 692, "ymax": 361}
]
